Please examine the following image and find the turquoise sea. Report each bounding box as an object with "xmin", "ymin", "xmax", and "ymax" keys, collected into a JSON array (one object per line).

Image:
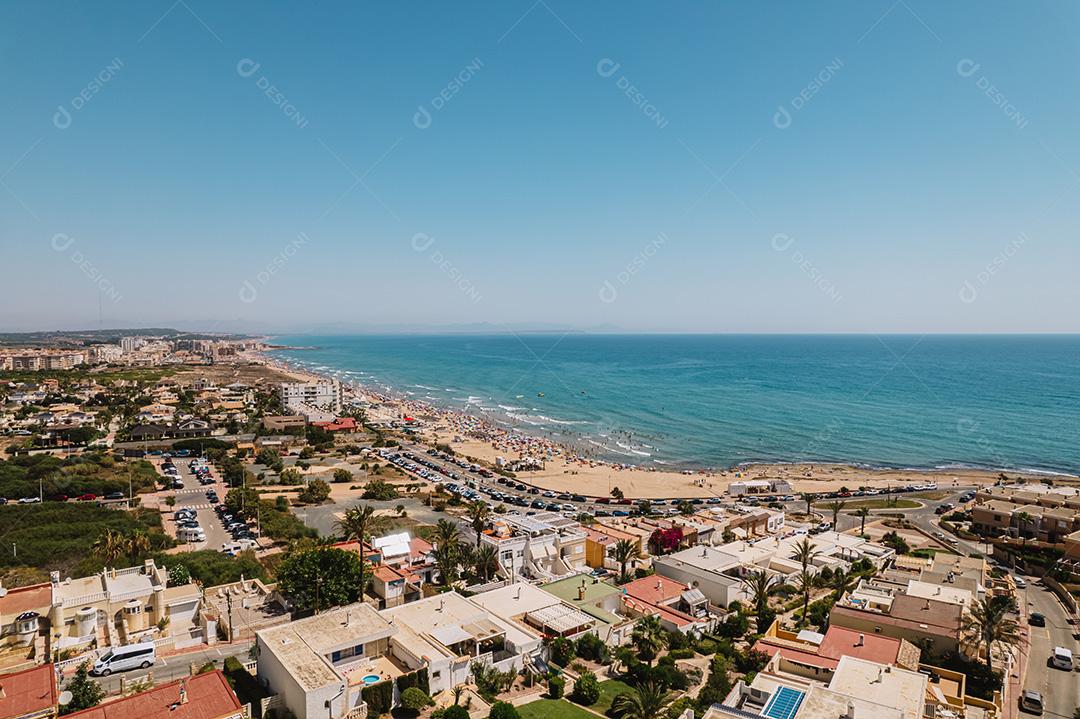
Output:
[{"xmin": 269, "ymin": 335, "xmax": 1080, "ymax": 475}]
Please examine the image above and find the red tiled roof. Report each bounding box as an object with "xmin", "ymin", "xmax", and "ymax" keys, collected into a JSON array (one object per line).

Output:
[
  {"xmin": 0, "ymin": 582, "xmax": 52, "ymax": 616},
  {"xmin": 312, "ymin": 417, "xmax": 357, "ymax": 431},
  {"xmin": 818, "ymin": 625, "xmax": 903, "ymax": 665},
  {"xmin": 409, "ymin": 536, "xmax": 433, "ymax": 557},
  {"xmin": 621, "ymin": 574, "xmax": 688, "ymax": 604},
  {"xmin": 0, "ymin": 663, "xmax": 57, "ymax": 719},
  {"xmin": 65, "ymin": 670, "xmax": 241, "ymax": 719},
  {"xmin": 754, "ymin": 641, "xmax": 841, "ymax": 670}
]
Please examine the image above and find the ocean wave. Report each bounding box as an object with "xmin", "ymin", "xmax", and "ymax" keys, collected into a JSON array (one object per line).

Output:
[
  {"xmin": 498, "ymin": 405, "xmax": 525, "ymax": 411},
  {"xmin": 537, "ymin": 415, "xmax": 589, "ymax": 426},
  {"xmin": 586, "ymin": 439, "xmax": 638, "ymax": 458},
  {"xmin": 616, "ymin": 441, "xmax": 652, "ymax": 457}
]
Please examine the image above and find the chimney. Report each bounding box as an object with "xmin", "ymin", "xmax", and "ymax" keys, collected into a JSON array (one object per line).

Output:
[
  {"xmin": 856, "ymin": 633, "xmax": 864, "ymax": 647},
  {"xmin": 578, "ymin": 586, "xmax": 586, "ymax": 601},
  {"xmin": 0, "ymin": 683, "xmax": 5, "ymax": 699},
  {"xmin": 438, "ymin": 599, "xmax": 445, "ymax": 612},
  {"xmin": 514, "ymin": 587, "xmax": 521, "ymax": 600},
  {"xmin": 345, "ymin": 610, "xmax": 351, "ymax": 627},
  {"xmin": 179, "ymin": 682, "xmax": 188, "ymax": 704},
  {"xmin": 845, "ymin": 701, "xmax": 856, "ymax": 719}
]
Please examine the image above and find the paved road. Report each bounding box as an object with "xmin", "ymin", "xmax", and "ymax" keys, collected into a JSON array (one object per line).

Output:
[
  {"xmin": 75, "ymin": 641, "xmax": 255, "ymax": 694},
  {"xmin": 1023, "ymin": 580, "xmax": 1080, "ymax": 719}
]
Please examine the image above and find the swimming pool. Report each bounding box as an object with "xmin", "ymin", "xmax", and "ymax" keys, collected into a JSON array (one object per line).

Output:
[{"xmin": 361, "ymin": 674, "xmax": 381, "ymax": 685}]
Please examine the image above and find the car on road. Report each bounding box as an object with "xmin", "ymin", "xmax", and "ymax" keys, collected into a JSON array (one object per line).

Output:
[
  {"xmin": 1014, "ymin": 575, "xmax": 1027, "ymax": 588},
  {"xmin": 1050, "ymin": 646, "xmax": 1074, "ymax": 671},
  {"xmin": 1019, "ymin": 690, "xmax": 1044, "ymax": 715},
  {"xmin": 105, "ymin": 491, "xmax": 125, "ymax": 500},
  {"xmin": 1029, "ymin": 612, "xmax": 1046, "ymax": 627},
  {"xmin": 91, "ymin": 641, "xmax": 156, "ymax": 676},
  {"xmin": 17, "ymin": 496, "xmax": 40, "ymax": 504},
  {"xmin": 77, "ymin": 493, "xmax": 97, "ymax": 502}
]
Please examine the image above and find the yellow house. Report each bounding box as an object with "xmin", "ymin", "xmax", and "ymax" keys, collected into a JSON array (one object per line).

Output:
[{"xmin": 48, "ymin": 560, "xmax": 201, "ymax": 653}]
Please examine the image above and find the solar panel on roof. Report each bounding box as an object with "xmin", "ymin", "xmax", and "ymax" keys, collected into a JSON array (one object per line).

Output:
[{"xmin": 762, "ymin": 686, "xmax": 805, "ymax": 719}]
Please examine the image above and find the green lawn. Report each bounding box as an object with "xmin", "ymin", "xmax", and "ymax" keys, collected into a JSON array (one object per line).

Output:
[
  {"xmin": 518, "ymin": 699, "xmax": 600, "ymax": 719},
  {"xmin": 592, "ymin": 679, "xmax": 634, "ymax": 716}
]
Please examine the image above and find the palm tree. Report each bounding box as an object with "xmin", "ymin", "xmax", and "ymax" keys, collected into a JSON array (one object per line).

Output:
[
  {"xmin": 796, "ymin": 569, "xmax": 814, "ymax": 627},
  {"xmin": 962, "ymin": 596, "xmax": 1020, "ymax": 672},
  {"xmin": 856, "ymin": 507, "xmax": 870, "ymax": 535},
  {"xmin": 334, "ymin": 504, "xmax": 386, "ymax": 600},
  {"xmin": 741, "ymin": 568, "xmax": 778, "ymax": 631},
  {"xmin": 630, "ymin": 615, "xmax": 667, "ymax": 665},
  {"xmin": 830, "ymin": 567, "xmax": 856, "ymax": 600},
  {"xmin": 335, "ymin": 504, "xmax": 378, "ymax": 542},
  {"xmin": 801, "ymin": 492, "xmax": 817, "ymax": 516},
  {"xmin": 1015, "ymin": 511, "xmax": 1034, "ymax": 546},
  {"xmin": 92, "ymin": 529, "xmax": 124, "ymax": 564},
  {"xmin": 611, "ymin": 681, "xmax": 671, "ymax": 719},
  {"xmin": 124, "ymin": 530, "xmax": 150, "ymax": 565},
  {"xmin": 792, "ymin": 537, "xmax": 818, "ymax": 573},
  {"xmin": 432, "ymin": 519, "xmax": 461, "ymax": 586},
  {"xmin": 474, "ymin": 543, "xmax": 499, "ymax": 582},
  {"xmin": 611, "ymin": 539, "xmax": 639, "ymax": 583},
  {"xmin": 466, "ymin": 500, "xmax": 490, "ymax": 548},
  {"xmin": 828, "ymin": 500, "xmax": 846, "ymax": 529}
]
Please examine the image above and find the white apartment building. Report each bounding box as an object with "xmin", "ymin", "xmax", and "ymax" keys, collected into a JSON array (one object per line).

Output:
[
  {"xmin": 463, "ymin": 512, "xmax": 588, "ymax": 581},
  {"xmin": 654, "ymin": 531, "xmax": 895, "ymax": 608},
  {"xmin": 281, "ymin": 381, "xmax": 343, "ymax": 418}
]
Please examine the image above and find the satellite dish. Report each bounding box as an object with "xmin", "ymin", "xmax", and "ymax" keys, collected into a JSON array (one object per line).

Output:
[{"xmin": 59, "ymin": 691, "xmax": 73, "ymax": 706}]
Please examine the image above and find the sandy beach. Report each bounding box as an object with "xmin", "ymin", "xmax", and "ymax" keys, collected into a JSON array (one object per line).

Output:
[{"xmin": 254, "ymin": 352, "xmax": 1076, "ymax": 499}]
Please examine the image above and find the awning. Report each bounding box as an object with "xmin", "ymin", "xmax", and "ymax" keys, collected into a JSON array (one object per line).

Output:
[
  {"xmin": 430, "ymin": 624, "xmax": 472, "ymax": 647},
  {"xmin": 526, "ymin": 604, "xmax": 596, "ymax": 634},
  {"xmin": 681, "ymin": 588, "xmax": 707, "ymax": 605}
]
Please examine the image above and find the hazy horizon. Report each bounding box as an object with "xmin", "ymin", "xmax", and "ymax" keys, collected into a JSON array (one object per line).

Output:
[{"xmin": 4, "ymin": 2, "xmax": 1079, "ymax": 333}]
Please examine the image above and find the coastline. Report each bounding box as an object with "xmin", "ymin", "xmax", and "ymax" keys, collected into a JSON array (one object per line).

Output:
[{"xmin": 250, "ymin": 348, "xmax": 1078, "ymax": 498}]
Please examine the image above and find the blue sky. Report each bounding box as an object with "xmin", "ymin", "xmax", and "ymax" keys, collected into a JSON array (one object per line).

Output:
[{"xmin": 2, "ymin": 2, "xmax": 1078, "ymax": 333}]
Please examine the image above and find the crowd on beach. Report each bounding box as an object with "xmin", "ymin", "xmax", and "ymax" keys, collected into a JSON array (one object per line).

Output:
[{"xmin": 261, "ymin": 355, "xmax": 707, "ymax": 477}]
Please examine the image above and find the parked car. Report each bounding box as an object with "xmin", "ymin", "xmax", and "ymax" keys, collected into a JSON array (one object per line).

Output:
[
  {"xmin": 105, "ymin": 492, "xmax": 125, "ymax": 500},
  {"xmin": 77, "ymin": 494, "xmax": 97, "ymax": 502},
  {"xmin": 17, "ymin": 496, "xmax": 40, "ymax": 504}
]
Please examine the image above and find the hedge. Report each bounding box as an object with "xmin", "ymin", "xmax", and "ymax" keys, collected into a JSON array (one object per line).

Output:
[{"xmin": 362, "ymin": 680, "xmax": 394, "ymax": 717}]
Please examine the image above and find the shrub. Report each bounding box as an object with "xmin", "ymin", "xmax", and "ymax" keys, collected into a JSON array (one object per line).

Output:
[
  {"xmin": 442, "ymin": 706, "xmax": 470, "ymax": 719},
  {"xmin": 363, "ymin": 478, "xmax": 399, "ymax": 500},
  {"xmin": 362, "ymin": 680, "xmax": 393, "ymax": 717},
  {"xmin": 575, "ymin": 631, "xmax": 608, "ymax": 662},
  {"xmin": 548, "ymin": 675, "xmax": 565, "ymax": 699},
  {"xmin": 333, "ymin": 468, "xmax": 352, "ymax": 483},
  {"xmin": 549, "ymin": 636, "xmax": 575, "ymax": 667},
  {"xmin": 489, "ymin": 702, "xmax": 520, "ymax": 719},
  {"xmin": 668, "ymin": 648, "xmax": 695, "ymax": 660},
  {"xmin": 298, "ymin": 478, "xmax": 331, "ymax": 504},
  {"xmin": 399, "ymin": 687, "xmax": 434, "ymax": 713},
  {"xmin": 279, "ymin": 468, "xmax": 303, "ymax": 485},
  {"xmin": 570, "ymin": 670, "xmax": 600, "ymax": 705}
]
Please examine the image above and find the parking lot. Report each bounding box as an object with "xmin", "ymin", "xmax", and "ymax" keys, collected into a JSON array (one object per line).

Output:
[{"xmin": 159, "ymin": 456, "xmax": 249, "ymax": 552}]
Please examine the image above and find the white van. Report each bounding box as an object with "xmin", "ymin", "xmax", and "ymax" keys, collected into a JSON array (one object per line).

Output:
[
  {"xmin": 177, "ymin": 526, "xmax": 206, "ymax": 542},
  {"xmin": 221, "ymin": 539, "xmax": 257, "ymax": 554},
  {"xmin": 91, "ymin": 642, "xmax": 156, "ymax": 675},
  {"xmin": 1051, "ymin": 646, "xmax": 1074, "ymax": 671}
]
